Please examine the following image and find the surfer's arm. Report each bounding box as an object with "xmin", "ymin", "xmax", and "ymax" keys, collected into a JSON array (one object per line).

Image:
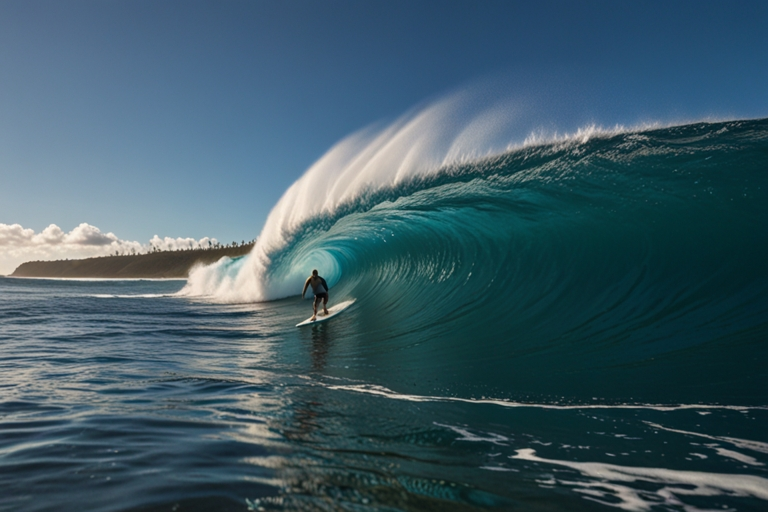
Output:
[
  {"xmin": 320, "ymin": 278, "xmax": 329, "ymax": 293},
  {"xmin": 301, "ymin": 278, "xmax": 310, "ymax": 299}
]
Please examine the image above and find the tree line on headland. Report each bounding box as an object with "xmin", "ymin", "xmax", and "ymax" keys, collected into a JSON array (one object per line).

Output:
[
  {"xmin": 11, "ymin": 241, "xmax": 256, "ymax": 279},
  {"xmin": 110, "ymin": 239, "xmax": 256, "ymax": 257}
]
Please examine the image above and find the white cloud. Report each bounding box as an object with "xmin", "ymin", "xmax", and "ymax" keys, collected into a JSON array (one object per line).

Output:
[
  {"xmin": 0, "ymin": 222, "xmax": 221, "ymax": 275},
  {"xmin": 63, "ymin": 223, "xmax": 118, "ymax": 246},
  {"xmin": 34, "ymin": 224, "xmax": 65, "ymax": 244}
]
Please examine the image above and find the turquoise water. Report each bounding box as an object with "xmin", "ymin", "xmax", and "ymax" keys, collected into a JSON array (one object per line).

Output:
[{"xmin": 2, "ymin": 119, "xmax": 768, "ymax": 511}]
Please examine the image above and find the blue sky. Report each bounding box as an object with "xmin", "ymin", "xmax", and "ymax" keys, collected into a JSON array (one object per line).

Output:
[{"xmin": 1, "ymin": 0, "xmax": 767, "ymax": 272}]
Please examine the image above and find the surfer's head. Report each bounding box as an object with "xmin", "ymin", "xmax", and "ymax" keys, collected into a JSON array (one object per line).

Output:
[{"xmin": 312, "ymin": 269, "xmax": 318, "ymax": 276}]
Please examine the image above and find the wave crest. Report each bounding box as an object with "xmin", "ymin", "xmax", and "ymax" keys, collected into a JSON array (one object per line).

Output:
[{"xmin": 182, "ymin": 92, "xmax": 660, "ymax": 303}]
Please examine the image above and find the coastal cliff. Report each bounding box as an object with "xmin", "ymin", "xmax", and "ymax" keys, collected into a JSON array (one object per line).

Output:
[{"xmin": 11, "ymin": 244, "xmax": 253, "ymax": 279}]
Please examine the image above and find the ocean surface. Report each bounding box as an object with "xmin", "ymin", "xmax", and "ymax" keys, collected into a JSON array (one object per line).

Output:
[{"xmin": 2, "ymin": 119, "xmax": 768, "ymax": 511}]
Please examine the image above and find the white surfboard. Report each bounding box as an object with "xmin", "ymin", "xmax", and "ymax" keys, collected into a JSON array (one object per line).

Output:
[{"xmin": 296, "ymin": 299, "xmax": 356, "ymax": 327}]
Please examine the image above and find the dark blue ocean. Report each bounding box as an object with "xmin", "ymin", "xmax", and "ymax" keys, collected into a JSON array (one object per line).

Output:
[{"xmin": 2, "ymin": 119, "xmax": 768, "ymax": 511}]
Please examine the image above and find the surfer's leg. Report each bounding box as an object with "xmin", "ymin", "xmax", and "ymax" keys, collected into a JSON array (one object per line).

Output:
[
  {"xmin": 311, "ymin": 296, "xmax": 319, "ymax": 320},
  {"xmin": 322, "ymin": 294, "xmax": 329, "ymax": 315}
]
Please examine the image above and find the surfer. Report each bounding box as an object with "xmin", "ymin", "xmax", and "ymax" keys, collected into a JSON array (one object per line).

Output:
[{"xmin": 302, "ymin": 269, "xmax": 329, "ymax": 321}]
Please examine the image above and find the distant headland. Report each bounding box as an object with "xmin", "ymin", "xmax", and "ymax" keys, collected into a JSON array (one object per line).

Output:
[{"xmin": 11, "ymin": 242, "xmax": 254, "ymax": 279}]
